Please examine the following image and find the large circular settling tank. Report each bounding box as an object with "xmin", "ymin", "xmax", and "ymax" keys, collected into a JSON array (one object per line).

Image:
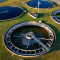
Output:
[
  {"xmin": 4, "ymin": 21, "xmax": 56, "ymax": 57},
  {"xmin": 27, "ymin": 1, "xmax": 53, "ymax": 8},
  {"xmin": 0, "ymin": 6, "xmax": 23, "ymax": 21},
  {"xmin": 51, "ymin": 10, "xmax": 60, "ymax": 24}
]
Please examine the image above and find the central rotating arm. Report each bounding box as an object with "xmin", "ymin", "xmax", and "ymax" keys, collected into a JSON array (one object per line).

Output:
[
  {"xmin": 30, "ymin": 34, "xmax": 49, "ymax": 51},
  {"xmin": 26, "ymin": 39, "xmax": 30, "ymax": 49}
]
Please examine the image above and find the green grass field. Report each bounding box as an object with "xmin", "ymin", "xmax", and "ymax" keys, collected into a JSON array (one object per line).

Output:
[{"xmin": 0, "ymin": 0, "xmax": 60, "ymax": 60}]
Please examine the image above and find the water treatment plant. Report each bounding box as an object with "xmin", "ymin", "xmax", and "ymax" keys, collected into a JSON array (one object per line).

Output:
[{"xmin": 0, "ymin": 0, "xmax": 60, "ymax": 60}]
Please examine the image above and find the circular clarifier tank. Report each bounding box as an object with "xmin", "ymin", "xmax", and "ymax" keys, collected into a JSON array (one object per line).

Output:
[
  {"xmin": 4, "ymin": 21, "xmax": 56, "ymax": 57},
  {"xmin": 51, "ymin": 10, "xmax": 60, "ymax": 24},
  {"xmin": 0, "ymin": 6, "xmax": 23, "ymax": 21},
  {"xmin": 27, "ymin": 0, "xmax": 53, "ymax": 8}
]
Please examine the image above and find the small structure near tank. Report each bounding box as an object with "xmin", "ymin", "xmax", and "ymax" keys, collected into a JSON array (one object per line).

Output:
[{"xmin": 29, "ymin": 13, "xmax": 38, "ymax": 18}]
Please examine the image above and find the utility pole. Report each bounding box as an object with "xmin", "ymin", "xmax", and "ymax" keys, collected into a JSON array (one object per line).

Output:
[
  {"xmin": 38, "ymin": 0, "xmax": 39, "ymax": 14},
  {"xmin": 38, "ymin": 0, "xmax": 41, "ymax": 14}
]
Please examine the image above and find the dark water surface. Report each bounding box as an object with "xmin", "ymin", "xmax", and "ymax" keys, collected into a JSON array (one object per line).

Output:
[
  {"xmin": 0, "ymin": 6, "xmax": 23, "ymax": 20},
  {"xmin": 27, "ymin": 1, "xmax": 53, "ymax": 8},
  {"xmin": 11, "ymin": 26, "xmax": 49, "ymax": 50}
]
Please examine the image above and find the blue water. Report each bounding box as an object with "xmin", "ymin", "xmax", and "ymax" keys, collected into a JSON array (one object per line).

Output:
[
  {"xmin": 27, "ymin": 1, "xmax": 53, "ymax": 8},
  {"xmin": 0, "ymin": 6, "xmax": 23, "ymax": 20},
  {"xmin": 0, "ymin": 0, "xmax": 5, "ymax": 2}
]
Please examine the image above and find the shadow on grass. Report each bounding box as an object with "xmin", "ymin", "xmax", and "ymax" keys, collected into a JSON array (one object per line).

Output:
[
  {"xmin": 42, "ymin": 20, "xmax": 60, "ymax": 53},
  {"xmin": 37, "ymin": 13, "xmax": 45, "ymax": 18}
]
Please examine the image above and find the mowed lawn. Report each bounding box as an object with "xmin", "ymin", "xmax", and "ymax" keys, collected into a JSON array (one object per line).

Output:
[{"xmin": 0, "ymin": 0, "xmax": 60, "ymax": 60}]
